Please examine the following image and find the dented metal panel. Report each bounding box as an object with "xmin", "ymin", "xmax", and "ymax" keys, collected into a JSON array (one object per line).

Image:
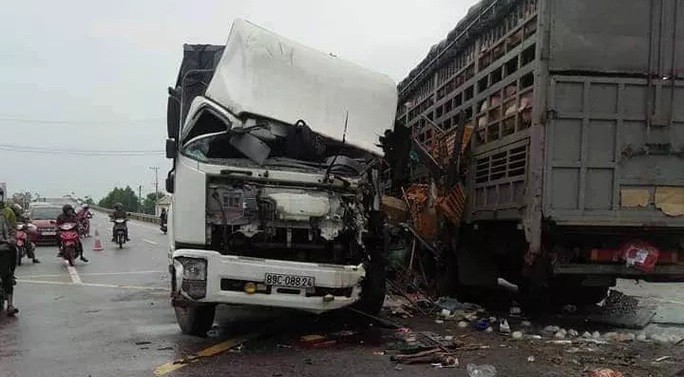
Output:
[{"xmin": 545, "ymin": 75, "xmax": 684, "ymax": 225}]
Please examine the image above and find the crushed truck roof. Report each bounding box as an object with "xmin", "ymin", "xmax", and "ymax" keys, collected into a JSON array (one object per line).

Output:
[{"xmin": 205, "ymin": 19, "xmax": 398, "ymax": 155}]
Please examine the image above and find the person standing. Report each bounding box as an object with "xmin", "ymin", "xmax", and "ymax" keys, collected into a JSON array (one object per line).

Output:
[{"xmin": 0, "ymin": 188, "xmax": 18, "ymax": 316}]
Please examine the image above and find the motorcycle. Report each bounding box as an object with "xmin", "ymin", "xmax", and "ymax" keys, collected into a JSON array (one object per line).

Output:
[
  {"xmin": 14, "ymin": 223, "xmax": 36, "ymax": 266},
  {"xmin": 79, "ymin": 215, "xmax": 91, "ymax": 238},
  {"xmin": 58, "ymin": 222, "xmax": 80, "ymax": 267},
  {"xmin": 112, "ymin": 218, "xmax": 128, "ymax": 249}
]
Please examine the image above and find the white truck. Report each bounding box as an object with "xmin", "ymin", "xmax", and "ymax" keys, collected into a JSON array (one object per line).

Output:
[{"xmin": 164, "ymin": 19, "xmax": 398, "ymax": 336}]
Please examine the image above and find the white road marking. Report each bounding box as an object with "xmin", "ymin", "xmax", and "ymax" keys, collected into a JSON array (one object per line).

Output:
[
  {"xmin": 64, "ymin": 260, "xmax": 83, "ymax": 284},
  {"xmin": 142, "ymin": 238, "xmax": 159, "ymax": 245},
  {"xmin": 17, "ymin": 279, "xmax": 167, "ymax": 291},
  {"xmin": 20, "ymin": 270, "xmax": 164, "ymax": 279}
]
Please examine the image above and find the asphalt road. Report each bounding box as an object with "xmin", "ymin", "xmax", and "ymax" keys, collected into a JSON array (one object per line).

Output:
[{"xmin": 1, "ymin": 212, "xmax": 682, "ymax": 377}]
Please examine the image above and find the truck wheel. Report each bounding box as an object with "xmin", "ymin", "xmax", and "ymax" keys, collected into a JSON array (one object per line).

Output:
[
  {"xmin": 353, "ymin": 258, "xmax": 386, "ymax": 315},
  {"xmin": 174, "ymin": 304, "xmax": 216, "ymax": 337}
]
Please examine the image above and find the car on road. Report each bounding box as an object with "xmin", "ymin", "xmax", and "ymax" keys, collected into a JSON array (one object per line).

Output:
[{"xmin": 28, "ymin": 205, "xmax": 62, "ymax": 244}]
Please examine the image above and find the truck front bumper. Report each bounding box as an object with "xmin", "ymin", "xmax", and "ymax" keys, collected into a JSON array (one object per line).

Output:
[
  {"xmin": 171, "ymin": 249, "xmax": 366, "ymax": 313},
  {"xmin": 554, "ymin": 264, "xmax": 684, "ymax": 282}
]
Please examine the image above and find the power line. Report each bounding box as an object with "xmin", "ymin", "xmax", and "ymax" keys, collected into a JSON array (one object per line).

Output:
[
  {"xmin": 0, "ymin": 116, "xmax": 164, "ymax": 125},
  {"xmin": 0, "ymin": 143, "xmax": 163, "ymax": 156}
]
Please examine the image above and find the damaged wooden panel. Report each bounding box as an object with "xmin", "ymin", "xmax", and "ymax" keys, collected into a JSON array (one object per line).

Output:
[
  {"xmin": 620, "ymin": 188, "xmax": 650, "ymax": 208},
  {"xmin": 381, "ymin": 195, "xmax": 409, "ymax": 225},
  {"xmin": 655, "ymin": 187, "xmax": 684, "ymax": 217}
]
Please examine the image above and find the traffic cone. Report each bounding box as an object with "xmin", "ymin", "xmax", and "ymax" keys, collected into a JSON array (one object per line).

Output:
[{"xmin": 93, "ymin": 229, "xmax": 103, "ymax": 251}]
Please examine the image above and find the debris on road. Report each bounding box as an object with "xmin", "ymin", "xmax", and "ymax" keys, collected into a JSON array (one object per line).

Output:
[
  {"xmin": 466, "ymin": 363, "xmax": 497, "ymax": 377},
  {"xmin": 589, "ymin": 368, "xmax": 623, "ymax": 377},
  {"xmin": 654, "ymin": 355, "xmax": 673, "ymax": 362}
]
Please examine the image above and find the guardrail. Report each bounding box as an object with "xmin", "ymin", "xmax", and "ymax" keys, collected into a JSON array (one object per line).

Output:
[{"xmin": 91, "ymin": 205, "xmax": 161, "ymax": 225}]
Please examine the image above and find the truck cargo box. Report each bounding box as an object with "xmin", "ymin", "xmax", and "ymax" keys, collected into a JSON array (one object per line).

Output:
[{"xmin": 395, "ymin": 0, "xmax": 684, "ymax": 230}]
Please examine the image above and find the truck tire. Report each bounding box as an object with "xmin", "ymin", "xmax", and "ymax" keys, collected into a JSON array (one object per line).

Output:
[
  {"xmin": 353, "ymin": 258, "xmax": 386, "ymax": 315},
  {"xmin": 174, "ymin": 304, "xmax": 216, "ymax": 337}
]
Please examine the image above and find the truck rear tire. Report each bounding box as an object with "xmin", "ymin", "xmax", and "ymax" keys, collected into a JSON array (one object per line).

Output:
[{"xmin": 175, "ymin": 304, "xmax": 216, "ymax": 337}]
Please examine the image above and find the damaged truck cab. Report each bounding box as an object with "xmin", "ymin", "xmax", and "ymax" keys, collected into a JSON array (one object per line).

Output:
[{"xmin": 165, "ymin": 19, "xmax": 398, "ymax": 336}]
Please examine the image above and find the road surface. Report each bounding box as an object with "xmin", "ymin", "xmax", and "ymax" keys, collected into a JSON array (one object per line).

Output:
[{"xmin": 1, "ymin": 212, "xmax": 682, "ymax": 377}]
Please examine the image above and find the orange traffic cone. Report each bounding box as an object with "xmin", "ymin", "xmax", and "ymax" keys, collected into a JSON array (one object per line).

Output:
[{"xmin": 93, "ymin": 229, "xmax": 103, "ymax": 251}]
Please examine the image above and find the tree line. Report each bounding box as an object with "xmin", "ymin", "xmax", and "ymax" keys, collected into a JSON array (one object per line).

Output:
[{"xmin": 97, "ymin": 185, "xmax": 161, "ymax": 214}]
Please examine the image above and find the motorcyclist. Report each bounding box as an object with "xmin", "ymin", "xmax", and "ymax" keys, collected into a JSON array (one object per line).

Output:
[
  {"xmin": 76, "ymin": 204, "xmax": 93, "ymax": 236},
  {"xmin": 160, "ymin": 208, "xmax": 167, "ymax": 229},
  {"xmin": 0, "ymin": 188, "xmax": 19, "ymax": 316},
  {"xmin": 110, "ymin": 203, "xmax": 130, "ymax": 242},
  {"xmin": 10, "ymin": 203, "xmax": 40, "ymax": 263},
  {"xmin": 56, "ymin": 204, "xmax": 88, "ymax": 263}
]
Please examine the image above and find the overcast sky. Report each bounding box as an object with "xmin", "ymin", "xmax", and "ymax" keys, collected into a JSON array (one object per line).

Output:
[{"xmin": 0, "ymin": 0, "xmax": 475, "ymax": 200}]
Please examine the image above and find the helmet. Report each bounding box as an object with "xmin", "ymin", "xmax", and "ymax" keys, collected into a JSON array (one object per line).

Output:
[
  {"xmin": 114, "ymin": 203, "xmax": 123, "ymax": 210},
  {"xmin": 11, "ymin": 203, "xmax": 23, "ymax": 214},
  {"xmin": 62, "ymin": 204, "xmax": 73, "ymax": 213},
  {"xmin": 83, "ymin": 204, "xmax": 90, "ymax": 209}
]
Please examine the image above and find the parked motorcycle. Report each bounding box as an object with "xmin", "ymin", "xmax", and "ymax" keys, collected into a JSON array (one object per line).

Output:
[
  {"xmin": 112, "ymin": 218, "xmax": 128, "ymax": 249},
  {"xmin": 59, "ymin": 222, "xmax": 80, "ymax": 266},
  {"xmin": 14, "ymin": 223, "xmax": 36, "ymax": 266}
]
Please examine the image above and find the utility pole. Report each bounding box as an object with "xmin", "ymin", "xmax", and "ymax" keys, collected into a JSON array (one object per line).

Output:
[
  {"xmin": 138, "ymin": 185, "xmax": 142, "ymax": 212},
  {"xmin": 150, "ymin": 166, "xmax": 160, "ymax": 201}
]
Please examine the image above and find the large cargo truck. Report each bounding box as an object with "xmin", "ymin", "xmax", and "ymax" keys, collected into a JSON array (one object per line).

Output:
[
  {"xmin": 164, "ymin": 20, "xmax": 398, "ymax": 336},
  {"xmin": 393, "ymin": 0, "xmax": 684, "ymax": 304}
]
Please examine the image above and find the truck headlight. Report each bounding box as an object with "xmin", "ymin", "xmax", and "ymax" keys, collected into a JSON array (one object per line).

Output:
[
  {"xmin": 176, "ymin": 257, "xmax": 207, "ymax": 299},
  {"xmin": 178, "ymin": 257, "xmax": 207, "ymax": 280}
]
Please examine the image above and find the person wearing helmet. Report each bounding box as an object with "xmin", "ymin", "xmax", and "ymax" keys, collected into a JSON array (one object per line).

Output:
[
  {"xmin": 110, "ymin": 203, "xmax": 130, "ymax": 242},
  {"xmin": 0, "ymin": 187, "xmax": 19, "ymax": 316},
  {"xmin": 10, "ymin": 204, "xmax": 39, "ymax": 264},
  {"xmin": 76, "ymin": 204, "xmax": 93, "ymax": 237},
  {"xmin": 56, "ymin": 204, "xmax": 88, "ymax": 262}
]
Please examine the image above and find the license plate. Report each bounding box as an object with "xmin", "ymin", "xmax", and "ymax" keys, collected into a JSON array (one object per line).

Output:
[
  {"xmin": 264, "ymin": 273, "xmax": 315, "ymax": 288},
  {"xmin": 42, "ymin": 231, "xmax": 56, "ymax": 236}
]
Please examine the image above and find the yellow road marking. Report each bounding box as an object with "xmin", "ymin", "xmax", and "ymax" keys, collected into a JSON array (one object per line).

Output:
[
  {"xmin": 18, "ymin": 279, "xmax": 167, "ymax": 292},
  {"xmin": 153, "ymin": 335, "xmax": 257, "ymax": 376}
]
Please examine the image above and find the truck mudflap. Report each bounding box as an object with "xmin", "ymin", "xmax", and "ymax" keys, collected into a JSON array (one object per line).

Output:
[
  {"xmin": 171, "ymin": 249, "xmax": 366, "ymax": 313},
  {"xmin": 553, "ymin": 264, "xmax": 684, "ymax": 282}
]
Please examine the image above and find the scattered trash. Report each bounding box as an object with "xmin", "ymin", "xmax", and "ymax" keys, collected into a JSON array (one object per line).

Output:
[
  {"xmin": 654, "ymin": 356, "xmax": 672, "ymax": 362},
  {"xmin": 156, "ymin": 346, "xmax": 173, "ymax": 351},
  {"xmin": 528, "ymin": 335, "xmax": 542, "ymax": 340},
  {"xmin": 134, "ymin": 341, "xmax": 152, "ymax": 345},
  {"xmin": 554, "ymin": 330, "xmax": 566, "ymax": 339},
  {"xmin": 373, "ymin": 350, "xmax": 385, "ymax": 356},
  {"xmin": 509, "ymin": 307, "xmax": 522, "ymax": 316},
  {"xmin": 592, "ymin": 331, "xmax": 601, "ymax": 339},
  {"xmin": 562, "ymin": 304, "xmax": 577, "ymax": 313},
  {"xmin": 485, "ymin": 327, "xmax": 494, "ymax": 333},
  {"xmin": 394, "ymin": 365, "xmax": 403, "ymax": 371},
  {"xmin": 300, "ymin": 334, "xmax": 327, "ymax": 344},
  {"xmin": 499, "ymin": 319, "xmax": 511, "ymax": 334},
  {"xmin": 568, "ymin": 329, "xmax": 579, "ymax": 338},
  {"xmin": 276, "ymin": 344, "xmax": 292, "ymax": 349},
  {"xmin": 443, "ymin": 335, "xmax": 454, "ymax": 341},
  {"xmin": 547, "ymin": 340, "xmax": 572, "ymax": 345},
  {"xmin": 512, "ymin": 331, "xmax": 523, "ymax": 340},
  {"xmin": 520, "ymin": 320, "xmax": 532, "ymax": 327},
  {"xmin": 527, "ymin": 356, "xmax": 535, "ymax": 362},
  {"xmin": 431, "ymin": 355, "xmax": 459, "ymax": 368},
  {"xmin": 436, "ymin": 297, "xmax": 481, "ymax": 312},
  {"xmin": 590, "ymin": 290, "xmax": 655, "ymax": 329},
  {"xmin": 636, "ymin": 333, "xmax": 647, "ymax": 342},
  {"xmin": 435, "ymin": 319, "xmax": 444, "ymax": 324},
  {"xmin": 649, "ymin": 333, "xmax": 683, "ymax": 344},
  {"xmin": 467, "ymin": 363, "xmax": 497, "ymax": 377},
  {"xmin": 589, "ymin": 368, "xmax": 623, "ymax": 377},
  {"xmin": 440, "ymin": 309, "xmax": 453, "ymax": 317},
  {"xmin": 473, "ymin": 319, "xmax": 490, "ymax": 331},
  {"xmin": 582, "ymin": 331, "xmax": 592, "ymax": 338},
  {"xmin": 458, "ymin": 321, "xmax": 469, "ymax": 328},
  {"xmin": 544, "ymin": 325, "xmax": 560, "ymax": 333}
]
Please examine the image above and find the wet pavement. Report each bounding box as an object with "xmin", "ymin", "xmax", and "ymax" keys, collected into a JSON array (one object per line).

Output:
[{"xmin": 1, "ymin": 212, "xmax": 683, "ymax": 376}]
